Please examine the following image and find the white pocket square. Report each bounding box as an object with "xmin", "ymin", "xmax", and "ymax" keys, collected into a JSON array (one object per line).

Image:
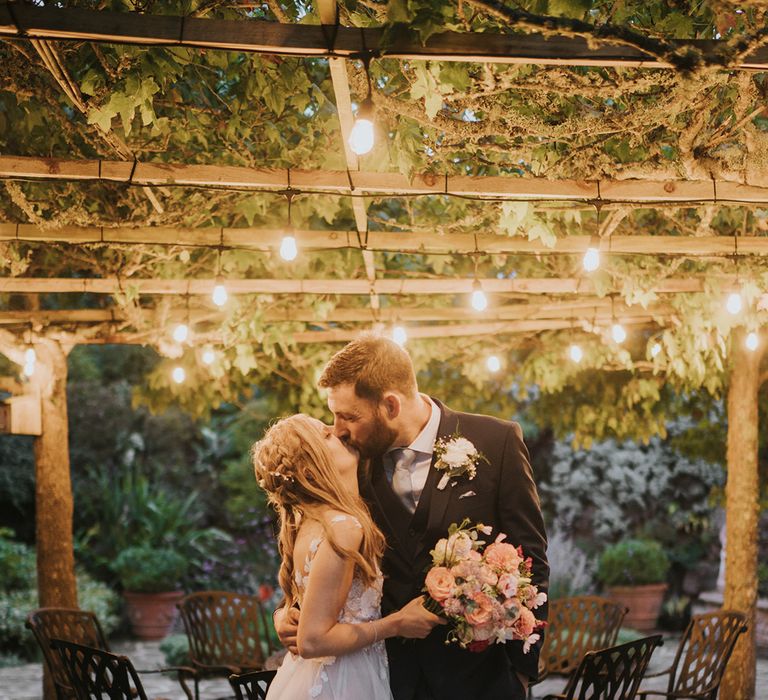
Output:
[{"xmin": 458, "ymin": 490, "xmax": 476, "ymax": 499}]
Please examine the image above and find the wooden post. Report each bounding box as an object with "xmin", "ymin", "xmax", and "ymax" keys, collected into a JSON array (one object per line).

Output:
[
  {"xmin": 30, "ymin": 339, "xmax": 77, "ymax": 700},
  {"xmin": 721, "ymin": 327, "xmax": 765, "ymax": 699}
]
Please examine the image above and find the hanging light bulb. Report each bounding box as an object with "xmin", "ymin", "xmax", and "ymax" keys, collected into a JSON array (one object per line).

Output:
[
  {"xmin": 173, "ymin": 323, "xmax": 189, "ymax": 343},
  {"xmin": 583, "ymin": 236, "xmax": 600, "ymax": 272},
  {"xmin": 651, "ymin": 342, "xmax": 662, "ymax": 358},
  {"xmin": 349, "ymin": 97, "xmax": 375, "ymax": 156},
  {"xmin": 611, "ymin": 323, "xmax": 627, "ymax": 344},
  {"xmin": 22, "ymin": 347, "xmax": 36, "ymax": 377},
  {"xmin": 726, "ymin": 291, "xmax": 743, "ymax": 315},
  {"xmin": 392, "ymin": 325, "xmax": 407, "ymax": 347},
  {"xmin": 470, "ymin": 280, "xmax": 488, "ymax": 311},
  {"xmin": 486, "ymin": 355, "xmax": 501, "ymax": 373},
  {"xmin": 569, "ymin": 344, "xmax": 583, "ymax": 363},
  {"xmin": 202, "ymin": 348, "xmax": 216, "ymax": 365},
  {"xmin": 746, "ymin": 331, "xmax": 759, "ymax": 351},
  {"xmin": 172, "ymin": 366, "xmax": 186, "ymax": 384},
  {"xmin": 279, "ymin": 235, "xmax": 298, "ymax": 261},
  {"xmin": 212, "ymin": 279, "xmax": 228, "ymax": 307}
]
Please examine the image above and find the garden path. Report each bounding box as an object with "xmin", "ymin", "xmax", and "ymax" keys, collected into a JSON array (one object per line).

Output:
[{"xmin": 1, "ymin": 636, "xmax": 767, "ymax": 699}]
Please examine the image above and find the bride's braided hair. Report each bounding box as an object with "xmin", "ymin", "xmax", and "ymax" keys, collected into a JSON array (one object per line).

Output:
[{"xmin": 252, "ymin": 414, "xmax": 385, "ymax": 609}]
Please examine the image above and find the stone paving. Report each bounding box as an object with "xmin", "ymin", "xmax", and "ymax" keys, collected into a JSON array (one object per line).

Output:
[{"xmin": 1, "ymin": 634, "xmax": 767, "ymax": 699}]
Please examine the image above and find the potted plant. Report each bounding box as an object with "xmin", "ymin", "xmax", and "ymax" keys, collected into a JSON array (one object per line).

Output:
[
  {"xmin": 114, "ymin": 545, "xmax": 188, "ymax": 640},
  {"xmin": 597, "ymin": 538, "xmax": 670, "ymax": 631}
]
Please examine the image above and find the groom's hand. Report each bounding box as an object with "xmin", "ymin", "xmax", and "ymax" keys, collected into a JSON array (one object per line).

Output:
[{"xmin": 274, "ymin": 606, "xmax": 301, "ymax": 654}]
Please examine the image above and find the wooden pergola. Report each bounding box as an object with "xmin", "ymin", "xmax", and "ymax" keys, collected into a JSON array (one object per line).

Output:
[{"xmin": 1, "ymin": 2, "xmax": 767, "ymax": 698}]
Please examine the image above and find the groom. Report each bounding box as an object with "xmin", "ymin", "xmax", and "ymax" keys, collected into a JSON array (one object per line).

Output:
[{"xmin": 279, "ymin": 335, "xmax": 548, "ymax": 700}]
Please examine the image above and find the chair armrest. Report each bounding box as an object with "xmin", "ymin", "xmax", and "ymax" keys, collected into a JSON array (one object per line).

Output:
[
  {"xmin": 642, "ymin": 667, "xmax": 673, "ymax": 679},
  {"xmin": 541, "ymin": 695, "xmax": 567, "ymax": 700},
  {"xmin": 137, "ymin": 665, "xmax": 196, "ymax": 676},
  {"xmin": 639, "ymin": 690, "xmax": 712, "ymax": 700}
]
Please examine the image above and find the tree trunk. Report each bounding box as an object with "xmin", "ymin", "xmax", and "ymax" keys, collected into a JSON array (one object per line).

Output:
[
  {"xmin": 31, "ymin": 340, "xmax": 76, "ymax": 700},
  {"xmin": 721, "ymin": 328, "xmax": 764, "ymax": 699}
]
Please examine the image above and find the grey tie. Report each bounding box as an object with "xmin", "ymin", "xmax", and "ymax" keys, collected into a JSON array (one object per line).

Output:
[{"xmin": 391, "ymin": 448, "xmax": 417, "ymax": 514}]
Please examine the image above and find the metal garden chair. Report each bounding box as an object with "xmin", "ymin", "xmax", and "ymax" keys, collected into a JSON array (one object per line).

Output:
[
  {"xmin": 637, "ymin": 610, "xmax": 747, "ymax": 700},
  {"xmin": 50, "ymin": 638, "xmax": 194, "ymax": 700},
  {"xmin": 177, "ymin": 591, "xmax": 275, "ymax": 700},
  {"xmin": 228, "ymin": 669, "xmax": 277, "ymax": 700},
  {"xmin": 542, "ymin": 634, "xmax": 663, "ymax": 700}
]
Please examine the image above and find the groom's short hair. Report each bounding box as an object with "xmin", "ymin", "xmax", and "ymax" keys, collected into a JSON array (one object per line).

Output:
[{"xmin": 318, "ymin": 334, "xmax": 418, "ymax": 402}]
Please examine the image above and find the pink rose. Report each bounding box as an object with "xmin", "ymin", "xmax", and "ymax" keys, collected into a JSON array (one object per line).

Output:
[
  {"xmin": 443, "ymin": 597, "xmax": 464, "ymax": 616},
  {"xmin": 466, "ymin": 593, "xmax": 494, "ymax": 626},
  {"xmin": 472, "ymin": 622, "xmax": 495, "ymax": 641},
  {"xmin": 515, "ymin": 606, "xmax": 536, "ymax": 638},
  {"xmin": 497, "ymin": 573, "xmax": 519, "ymax": 598},
  {"xmin": 425, "ymin": 567, "xmax": 456, "ymax": 602},
  {"xmin": 484, "ymin": 542, "xmax": 522, "ymax": 572},
  {"xmin": 477, "ymin": 563, "xmax": 499, "ymax": 587}
]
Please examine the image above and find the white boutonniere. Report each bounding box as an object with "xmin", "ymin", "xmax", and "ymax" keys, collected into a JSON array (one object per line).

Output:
[{"xmin": 433, "ymin": 432, "xmax": 488, "ymax": 490}]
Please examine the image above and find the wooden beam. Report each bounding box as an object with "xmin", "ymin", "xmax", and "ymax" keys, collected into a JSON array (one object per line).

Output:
[
  {"xmin": 3, "ymin": 222, "xmax": 768, "ymax": 256},
  {"xmin": 0, "ymin": 299, "xmax": 670, "ymax": 325},
  {"xmin": 3, "ymin": 4, "xmax": 768, "ymax": 70},
  {"xmin": 3, "ymin": 154, "xmax": 765, "ymax": 203},
  {"xmin": 0, "ymin": 276, "xmax": 723, "ymax": 295}
]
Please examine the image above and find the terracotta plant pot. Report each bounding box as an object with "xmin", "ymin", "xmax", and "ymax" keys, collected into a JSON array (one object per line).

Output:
[
  {"xmin": 605, "ymin": 583, "xmax": 668, "ymax": 632},
  {"xmin": 123, "ymin": 590, "xmax": 184, "ymax": 640}
]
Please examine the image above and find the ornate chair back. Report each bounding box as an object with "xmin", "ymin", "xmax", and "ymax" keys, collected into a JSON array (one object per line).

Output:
[
  {"xmin": 661, "ymin": 610, "xmax": 747, "ymax": 700},
  {"xmin": 49, "ymin": 639, "xmax": 148, "ymax": 700},
  {"xmin": 229, "ymin": 669, "xmax": 278, "ymax": 700},
  {"xmin": 539, "ymin": 595, "xmax": 629, "ymax": 680},
  {"xmin": 178, "ymin": 591, "xmax": 273, "ymax": 674},
  {"xmin": 26, "ymin": 607, "xmax": 110, "ymax": 700},
  {"xmin": 556, "ymin": 634, "xmax": 663, "ymax": 700}
]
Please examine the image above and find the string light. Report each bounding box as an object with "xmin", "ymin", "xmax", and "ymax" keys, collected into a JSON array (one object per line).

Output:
[
  {"xmin": 173, "ymin": 323, "xmax": 189, "ymax": 343},
  {"xmin": 726, "ymin": 291, "xmax": 742, "ymax": 315},
  {"xmin": 611, "ymin": 323, "xmax": 627, "ymax": 344},
  {"xmin": 22, "ymin": 347, "xmax": 36, "ymax": 377},
  {"xmin": 212, "ymin": 244, "xmax": 228, "ymax": 306},
  {"xmin": 651, "ymin": 342, "xmax": 662, "ymax": 358},
  {"xmin": 746, "ymin": 331, "xmax": 759, "ymax": 351},
  {"xmin": 279, "ymin": 190, "xmax": 298, "ymax": 261},
  {"xmin": 583, "ymin": 235, "xmax": 600, "ymax": 272},
  {"xmin": 392, "ymin": 324, "xmax": 407, "ymax": 347},
  {"xmin": 202, "ymin": 348, "xmax": 216, "ymax": 365},
  {"xmin": 470, "ymin": 279, "xmax": 488, "ymax": 311},
  {"xmin": 172, "ymin": 366, "xmax": 186, "ymax": 383},
  {"xmin": 486, "ymin": 355, "xmax": 501, "ymax": 372},
  {"xmin": 349, "ymin": 56, "xmax": 375, "ymax": 156},
  {"xmin": 569, "ymin": 344, "xmax": 583, "ymax": 363}
]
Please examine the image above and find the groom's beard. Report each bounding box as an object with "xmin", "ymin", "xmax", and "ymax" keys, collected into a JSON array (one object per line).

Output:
[{"xmin": 354, "ymin": 413, "xmax": 398, "ymax": 460}]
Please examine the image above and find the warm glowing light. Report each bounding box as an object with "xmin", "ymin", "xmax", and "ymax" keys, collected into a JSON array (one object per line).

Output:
[
  {"xmin": 392, "ymin": 325, "xmax": 407, "ymax": 346},
  {"xmin": 212, "ymin": 283, "xmax": 228, "ymax": 307},
  {"xmin": 569, "ymin": 344, "xmax": 583, "ymax": 363},
  {"xmin": 611, "ymin": 323, "xmax": 627, "ymax": 344},
  {"xmin": 583, "ymin": 247, "xmax": 600, "ymax": 272},
  {"xmin": 172, "ymin": 366, "xmax": 186, "ymax": 384},
  {"xmin": 22, "ymin": 348, "xmax": 36, "ymax": 377},
  {"xmin": 202, "ymin": 348, "xmax": 216, "ymax": 365},
  {"xmin": 279, "ymin": 235, "xmax": 298, "ymax": 261},
  {"xmin": 470, "ymin": 288, "xmax": 488, "ymax": 312},
  {"xmin": 173, "ymin": 323, "xmax": 189, "ymax": 343},
  {"xmin": 746, "ymin": 331, "xmax": 759, "ymax": 351},
  {"xmin": 486, "ymin": 355, "xmax": 501, "ymax": 372},
  {"xmin": 651, "ymin": 342, "xmax": 662, "ymax": 358},
  {"xmin": 349, "ymin": 118, "xmax": 374, "ymax": 155},
  {"xmin": 726, "ymin": 292, "xmax": 743, "ymax": 315}
]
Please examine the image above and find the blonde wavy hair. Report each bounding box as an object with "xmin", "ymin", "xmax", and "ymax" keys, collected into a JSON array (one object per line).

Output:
[{"xmin": 251, "ymin": 414, "xmax": 385, "ymax": 608}]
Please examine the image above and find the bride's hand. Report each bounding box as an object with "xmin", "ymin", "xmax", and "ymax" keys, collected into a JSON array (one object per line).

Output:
[{"xmin": 394, "ymin": 596, "xmax": 446, "ymax": 639}]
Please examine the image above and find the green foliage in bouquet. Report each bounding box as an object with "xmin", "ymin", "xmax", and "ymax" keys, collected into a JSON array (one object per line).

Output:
[
  {"xmin": 113, "ymin": 545, "xmax": 188, "ymax": 593},
  {"xmin": 597, "ymin": 539, "xmax": 670, "ymax": 587}
]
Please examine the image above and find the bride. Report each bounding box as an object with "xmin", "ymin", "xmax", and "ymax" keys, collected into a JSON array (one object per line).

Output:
[{"xmin": 252, "ymin": 414, "xmax": 441, "ymax": 700}]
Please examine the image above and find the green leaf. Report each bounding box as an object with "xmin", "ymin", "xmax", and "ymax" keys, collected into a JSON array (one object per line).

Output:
[
  {"xmin": 499, "ymin": 201, "xmax": 530, "ymax": 235},
  {"xmin": 526, "ymin": 220, "xmax": 557, "ymax": 248}
]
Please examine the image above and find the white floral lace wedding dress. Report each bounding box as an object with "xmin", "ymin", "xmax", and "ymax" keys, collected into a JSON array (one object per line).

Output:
[{"xmin": 266, "ymin": 515, "xmax": 393, "ymax": 700}]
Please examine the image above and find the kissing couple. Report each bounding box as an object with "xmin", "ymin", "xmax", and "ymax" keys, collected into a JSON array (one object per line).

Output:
[{"xmin": 252, "ymin": 335, "xmax": 549, "ymax": 700}]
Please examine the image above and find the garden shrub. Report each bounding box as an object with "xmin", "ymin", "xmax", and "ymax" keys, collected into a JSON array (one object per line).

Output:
[
  {"xmin": 546, "ymin": 528, "xmax": 595, "ymax": 600},
  {"xmin": 160, "ymin": 634, "xmax": 191, "ymax": 666},
  {"xmin": 0, "ymin": 528, "xmax": 35, "ymax": 591},
  {"xmin": 597, "ymin": 539, "xmax": 670, "ymax": 587},
  {"xmin": 113, "ymin": 546, "xmax": 188, "ymax": 593}
]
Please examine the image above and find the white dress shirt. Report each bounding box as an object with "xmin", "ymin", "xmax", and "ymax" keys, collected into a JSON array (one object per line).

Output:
[{"xmin": 383, "ymin": 395, "xmax": 441, "ymax": 512}]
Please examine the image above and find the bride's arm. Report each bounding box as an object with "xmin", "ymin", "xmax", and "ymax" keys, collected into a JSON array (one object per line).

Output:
[{"xmin": 297, "ymin": 519, "xmax": 439, "ymax": 659}]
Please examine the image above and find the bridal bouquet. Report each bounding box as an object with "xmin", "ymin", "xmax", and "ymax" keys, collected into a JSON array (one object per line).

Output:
[{"xmin": 423, "ymin": 519, "xmax": 547, "ymax": 653}]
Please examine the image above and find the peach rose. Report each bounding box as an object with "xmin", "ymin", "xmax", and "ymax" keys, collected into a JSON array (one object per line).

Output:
[
  {"xmin": 425, "ymin": 566, "xmax": 456, "ymax": 602},
  {"xmin": 515, "ymin": 606, "xmax": 536, "ymax": 638},
  {"xmin": 497, "ymin": 572, "xmax": 519, "ymax": 598},
  {"xmin": 484, "ymin": 542, "xmax": 521, "ymax": 572},
  {"xmin": 466, "ymin": 592, "xmax": 494, "ymax": 626}
]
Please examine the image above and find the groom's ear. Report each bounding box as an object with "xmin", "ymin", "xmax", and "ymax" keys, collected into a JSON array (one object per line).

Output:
[{"xmin": 380, "ymin": 392, "xmax": 401, "ymax": 419}]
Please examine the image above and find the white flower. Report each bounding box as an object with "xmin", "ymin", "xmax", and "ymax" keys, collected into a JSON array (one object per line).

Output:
[
  {"xmin": 432, "ymin": 538, "xmax": 449, "ymax": 566},
  {"xmin": 446, "ymin": 531, "xmax": 474, "ymax": 561},
  {"xmin": 478, "ymin": 524, "xmax": 493, "ymax": 536},
  {"xmin": 531, "ymin": 591, "xmax": 548, "ymax": 609},
  {"xmin": 523, "ymin": 633, "xmax": 540, "ymax": 654},
  {"xmin": 442, "ymin": 437, "xmax": 476, "ymax": 466}
]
